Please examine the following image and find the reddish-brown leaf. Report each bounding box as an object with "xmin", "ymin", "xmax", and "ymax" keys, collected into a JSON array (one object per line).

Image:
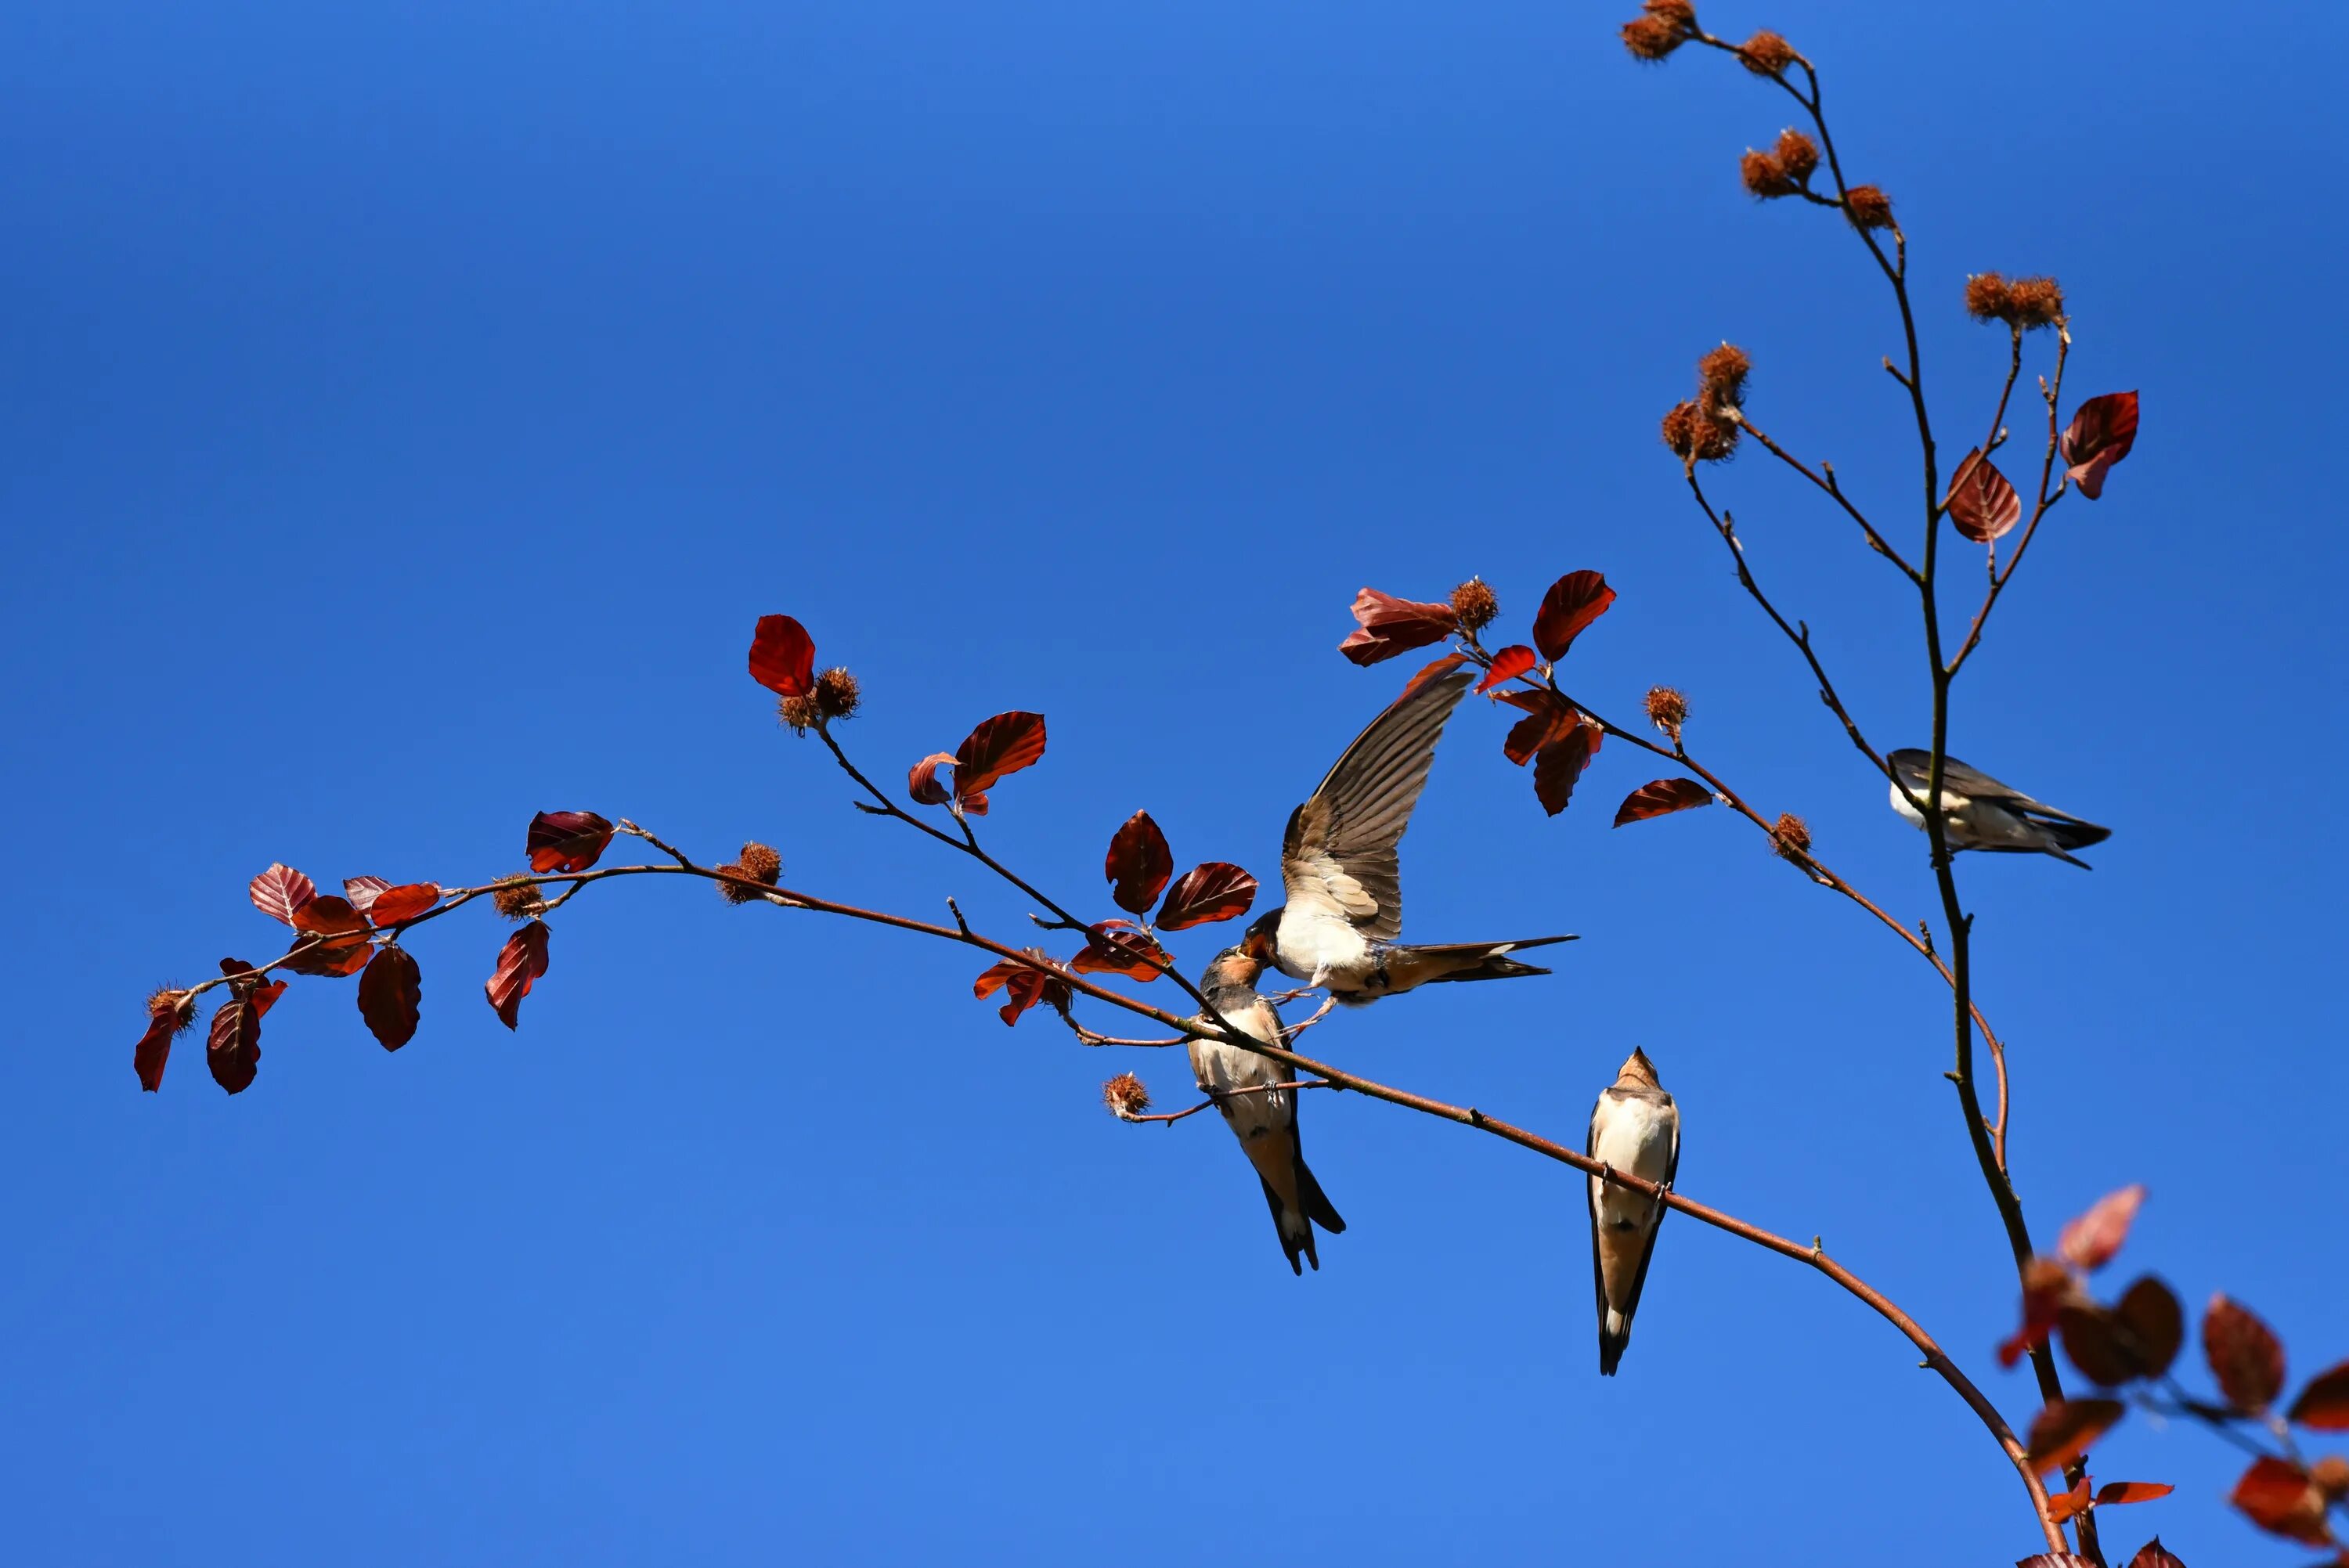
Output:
[
  {"xmin": 1337, "ymin": 589, "xmax": 1457, "ymax": 667},
  {"xmin": 908, "ymin": 753, "xmax": 958, "ymax": 806},
  {"xmin": 284, "ymin": 896, "xmax": 375, "ymax": 976},
  {"xmin": 133, "ymin": 1011, "xmax": 179, "ymax": 1093},
  {"xmin": 1613, "ymin": 777, "xmax": 1713, "ymax": 827},
  {"xmin": 485, "ymin": 921, "xmax": 551, "ymax": 1030},
  {"xmin": 2095, "ymin": 1482, "xmax": 2174, "ymax": 1506},
  {"xmin": 358, "ymin": 945, "xmax": 423, "ymax": 1051},
  {"xmin": 527, "ymin": 810, "xmax": 615, "ymax": 874},
  {"xmin": 1946, "ymin": 447, "xmax": 2024, "ymax": 543},
  {"xmin": 1499, "ymin": 689, "xmax": 1582, "ymax": 765},
  {"xmin": 1531, "ymin": 570, "xmax": 1616, "ymax": 661},
  {"xmin": 343, "ymin": 875, "xmax": 391, "ymax": 914},
  {"xmin": 1104, "ymin": 813, "xmax": 1174, "ymax": 916},
  {"xmin": 954, "ymin": 712, "xmax": 1047, "ymax": 801},
  {"xmin": 2062, "ymin": 391, "xmax": 2139, "ymax": 500},
  {"xmin": 1069, "ymin": 921, "xmax": 1171, "ymax": 982},
  {"xmin": 2287, "ymin": 1359, "xmax": 2349, "ymax": 1431},
  {"xmin": 1476, "ymin": 646, "xmax": 1538, "ymax": 693},
  {"xmin": 2060, "ymin": 1304, "xmax": 2139, "ymax": 1388},
  {"xmin": 366, "ymin": 883, "xmax": 441, "ymax": 925},
  {"xmin": 747, "ymin": 613, "xmax": 817, "ymax": 697},
  {"xmin": 250, "ymin": 978, "xmax": 287, "ymax": 1018},
  {"xmin": 207, "ymin": 997, "xmax": 262, "ymax": 1094},
  {"xmin": 2025, "ymin": 1398, "xmax": 2125, "ymax": 1474},
  {"xmin": 2206, "ymin": 1294, "xmax": 2287, "ymax": 1414},
  {"xmin": 2018, "ymin": 1555, "xmax": 2099, "ymax": 1568},
  {"xmin": 1158, "ymin": 863, "xmax": 1258, "ymax": 930},
  {"xmin": 2045, "ymin": 1477, "xmax": 2092, "ymax": 1524},
  {"xmin": 1533, "ymin": 723, "xmax": 1597, "ymax": 817},
  {"xmin": 249, "ymin": 863, "xmax": 316, "ymax": 925},
  {"xmin": 2232, "ymin": 1456, "xmax": 2332, "ymax": 1545},
  {"xmin": 2114, "ymin": 1275, "xmax": 2185, "ymax": 1380},
  {"xmin": 971, "ymin": 951, "xmax": 1069, "ymax": 1025},
  {"xmin": 1398, "ymin": 651, "xmax": 1470, "ymax": 701},
  {"xmin": 2059, "ymin": 1183, "xmax": 2145, "ymax": 1272},
  {"xmin": 2123, "ymin": 1539, "xmax": 2187, "ymax": 1568}
]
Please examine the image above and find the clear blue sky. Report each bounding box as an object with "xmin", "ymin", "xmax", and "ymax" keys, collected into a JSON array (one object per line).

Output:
[{"xmin": 3, "ymin": 2, "xmax": 2342, "ymax": 1563}]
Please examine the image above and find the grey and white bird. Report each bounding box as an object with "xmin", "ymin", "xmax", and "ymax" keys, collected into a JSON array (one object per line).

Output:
[
  {"xmin": 1886, "ymin": 748, "xmax": 2111, "ymax": 869},
  {"xmin": 1254, "ymin": 667, "xmax": 1573, "ymax": 1007},
  {"xmin": 1190, "ymin": 935, "xmax": 1345, "ymax": 1274},
  {"xmin": 1587, "ymin": 1047, "xmax": 1679, "ymax": 1377}
]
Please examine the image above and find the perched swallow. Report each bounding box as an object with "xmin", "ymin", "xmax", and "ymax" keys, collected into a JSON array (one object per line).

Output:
[
  {"xmin": 1887, "ymin": 748, "xmax": 2111, "ymax": 869},
  {"xmin": 1259, "ymin": 668, "xmax": 1573, "ymax": 1006},
  {"xmin": 1587, "ymin": 1047, "xmax": 1679, "ymax": 1377},
  {"xmin": 1190, "ymin": 938, "xmax": 1345, "ymax": 1274}
]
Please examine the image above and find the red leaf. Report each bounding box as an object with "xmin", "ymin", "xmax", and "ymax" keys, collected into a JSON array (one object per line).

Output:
[
  {"xmin": 1499, "ymin": 689, "xmax": 1582, "ymax": 765},
  {"xmin": 485, "ymin": 921, "xmax": 551, "ymax": 1030},
  {"xmin": 2017, "ymin": 1555, "xmax": 2098, "ymax": 1568},
  {"xmin": 2206, "ymin": 1294, "xmax": 2287, "ymax": 1414},
  {"xmin": 2287, "ymin": 1358, "xmax": 2349, "ymax": 1430},
  {"xmin": 2046, "ymin": 1477, "xmax": 2092, "ymax": 1524},
  {"xmin": 1070, "ymin": 921, "xmax": 1171, "ymax": 982},
  {"xmin": 1946, "ymin": 447, "xmax": 2024, "ymax": 543},
  {"xmin": 908, "ymin": 752, "xmax": 958, "ymax": 806},
  {"xmin": 1613, "ymin": 777, "xmax": 1713, "ymax": 827},
  {"xmin": 1531, "ymin": 570, "xmax": 1616, "ymax": 661},
  {"xmin": 1533, "ymin": 723, "xmax": 1597, "ymax": 816},
  {"xmin": 207, "ymin": 996, "xmax": 262, "ymax": 1094},
  {"xmin": 970, "ymin": 951, "xmax": 1068, "ymax": 1025},
  {"xmin": 1337, "ymin": 589, "xmax": 1457, "ymax": 667},
  {"xmin": 248, "ymin": 863, "xmax": 316, "ymax": 925},
  {"xmin": 2095, "ymin": 1482, "xmax": 2174, "ymax": 1506},
  {"xmin": 2059, "ymin": 1183, "xmax": 2145, "ymax": 1271},
  {"xmin": 2232, "ymin": 1456, "xmax": 2332, "ymax": 1545},
  {"xmin": 1398, "ymin": 651, "xmax": 1469, "ymax": 701},
  {"xmin": 527, "ymin": 810, "xmax": 615, "ymax": 874},
  {"xmin": 2025, "ymin": 1397, "xmax": 2125, "ymax": 1474},
  {"xmin": 1477, "ymin": 646, "xmax": 1538, "ymax": 693},
  {"xmin": 343, "ymin": 876, "xmax": 391, "ymax": 914},
  {"xmin": 2114, "ymin": 1276, "xmax": 2185, "ymax": 1379},
  {"xmin": 2061, "ymin": 391, "xmax": 2139, "ymax": 500},
  {"xmin": 286, "ymin": 896, "xmax": 375, "ymax": 977},
  {"xmin": 2123, "ymin": 1541, "xmax": 2186, "ymax": 1568},
  {"xmin": 1104, "ymin": 813, "xmax": 1174, "ymax": 916},
  {"xmin": 358, "ymin": 945, "xmax": 423, "ymax": 1051},
  {"xmin": 250, "ymin": 979, "xmax": 287, "ymax": 1018},
  {"xmin": 1157, "ymin": 863, "xmax": 1258, "ymax": 930},
  {"xmin": 954, "ymin": 712, "xmax": 1047, "ymax": 801},
  {"xmin": 133, "ymin": 1007, "xmax": 184, "ymax": 1093},
  {"xmin": 366, "ymin": 882, "xmax": 441, "ymax": 925},
  {"xmin": 747, "ymin": 614, "xmax": 817, "ymax": 697}
]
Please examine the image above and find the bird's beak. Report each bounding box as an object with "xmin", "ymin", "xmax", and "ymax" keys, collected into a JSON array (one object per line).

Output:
[{"xmin": 1243, "ymin": 924, "xmax": 1276, "ymax": 966}]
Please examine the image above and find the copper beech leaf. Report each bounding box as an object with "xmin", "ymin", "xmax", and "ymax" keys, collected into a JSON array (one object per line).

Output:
[
  {"xmin": 908, "ymin": 753, "xmax": 957, "ymax": 806},
  {"xmin": 366, "ymin": 883, "xmax": 441, "ymax": 925},
  {"xmin": 1531, "ymin": 571, "xmax": 1615, "ymax": 661},
  {"xmin": 2017, "ymin": 1555, "xmax": 2098, "ymax": 1568},
  {"xmin": 1476, "ymin": 646, "xmax": 1538, "ymax": 693},
  {"xmin": 1069, "ymin": 921, "xmax": 1171, "ymax": 982},
  {"xmin": 2123, "ymin": 1540, "xmax": 2186, "ymax": 1568},
  {"xmin": 1158, "ymin": 863, "xmax": 1258, "ymax": 930},
  {"xmin": 970, "ymin": 952, "xmax": 1068, "ymax": 1026},
  {"xmin": 358, "ymin": 945, "xmax": 423, "ymax": 1051},
  {"xmin": 2059, "ymin": 1183, "xmax": 2145, "ymax": 1271},
  {"xmin": 2286, "ymin": 1359, "xmax": 2349, "ymax": 1430},
  {"xmin": 1337, "ymin": 589, "xmax": 1457, "ymax": 667},
  {"xmin": 954, "ymin": 712, "xmax": 1046, "ymax": 803},
  {"xmin": 343, "ymin": 876, "xmax": 391, "ymax": 914},
  {"xmin": 2113, "ymin": 1276, "xmax": 2185, "ymax": 1380},
  {"xmin": 528, "ymin": 811, "xmax": 615, "ymax": 874},
  {"xmin": 1533, "ymin": 723, "xmax": 1599, "ymax": 817},
  {"xmin": 2062, "ymin": 391, "xmax": 2139, "ymax": 500},
  {"xmin": 286, "ymin": 896, "xmax": 374, "ymax": 977},
  {"xmin": 1498, "ymin": 689, "xmax": 1582, "ymax": 766},
  {"xmin": 747, "ymin": 614, "xmax": 817, "ymax": 697},
  {"xmin": 2230, "ymin": 1456, "xmax": 2331, "ymax": 1545},
  {"xmin": 485, "ymin": 921, "xmax": 551, "ymax": 1030},
  {"xmin": 207, "ymin": 996, "xmax": 263, "ymax": 1094},
  {"xmin": 2206, "ymin": 1294, "xmax": 2286, "ymax": 1414},
  {"xmin": 1104, "ymin": 813, "xmax": 1174, "ymax": 915},
  {"xmin": 2024, "ymin": 1398, "xmax": 2124, "ymax": 1474},
  {"xmin": 132, "ymin": 1015, "xmax": 175, "ymax": 1091},
  {"xmin": 249, "ymin": 863, "xmax": 316, "ymax": 925},
  {"xmin": 2095, "ymin": 1482, "xmax": 2174, "ymax": 1506},
  {"xmin": 1945, "ymin": 448, "xmax": 2023, "ymax": 543},
  {"xmin": 2045, "ymin": 1478, "xmax": 2092, "ymax": 1524},
  {"xmin": 1614, "ymin": 777, "xmax": 1713, "ymax": 827}
]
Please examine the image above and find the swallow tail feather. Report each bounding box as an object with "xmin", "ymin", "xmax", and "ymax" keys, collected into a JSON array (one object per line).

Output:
[{"xmin": 1398, "ymin": 935, "xmax": 1577, "ymax": 988}]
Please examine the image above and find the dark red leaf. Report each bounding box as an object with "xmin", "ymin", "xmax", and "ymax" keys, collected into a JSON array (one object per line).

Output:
[
  {"xmin": 2095, "ymin": 1482, "xmax": 2174, "ymax": 1506},
  {"xmin": 2206, "ymin": 1294, "xmax": 2287, "ymax": 1414},
  {"xmin": 908, "ymin": 752, "xmax": 957, "ymax": 806},
  {"xmin": 2232, "ymin": 1456, "xmax": 2331, "ymax": 1545},
  {"xmin": 1531, "ymin": 571, "xmax": 1616, "ymax": 661},
  {"xmin": 2017, "ymin": 1555, "xmax": 2098, "ymax": 1568},
  {"xmin": 250, "ymin": 979, "xmax": 287, "ymax": 1018},
  {"xmin": 2060, "ymin": 1303, "xmax": 2138, "ymax": 1387},
  {"xmin": 747, "ymin": 614, "xmax": 817, "ymax": 697},
  {"xmin": 2059, "ymin": 1183, "xmax": 2145, "ymax": 1271},
  {"xmin": 954, "ymin": 712, "xmax": 1047, "ymax": 801},
  {"xmin": 2123, "ymin": 1539, "xmax": 2186, "ymax": 1568},
  {"xmin": 1533, "ymin": 723, "xmax": 1597, "ymax": 816},
  {"xmin": 1946, "ymin": 447, "xmax": 2024, "ymax": 543},
  {"xmin": 527, "ymin": 810, "xmax": 615, "ymax": 874},
  {"xmin": 1613, "ymin": 777, "xmax": 1713, "ymax": 827},
  {"xmin": 2025, "ymin": 1397, "xmax": 2124, "ymax": 1474},
  {"xmin": 2062, "ymin": 391, "xmax": 2139, "ymax": 500},
  {"xmin": 249, "ymin": 863, "xmax": 316, "ymax": 925},
  {"xmin": 1476, "ymin": 646, "xmax": 1538, "ymax": 693},
  {"xmin": 285, "ymin": 896, "xmax": 374, "ymax": 976},
  {"xmin": 1104, "ymin": 813, "xmax": 1174, "ymax": 916},
  {"xmin": 343, "ymin": 876, "xmax": 391, "ymax": 914},
  {"xmin": 366, "ymin": 883, "xmax": 441, "ymax": 925},
  {"xmin": 1499, "ymin": 689, "xmax": 1582, "ymax": 765},
  {"xmin": 2113, "ymin": 1276, "xmax": 2185, "ymax": 1380},
  {"xmin": 358, "ymin": 945, "xmax": 423, "ymax": 1051},
  {"xmin": 2288, "ymin": 1359, "xmax": 2349, "ymax": 1430},
  {"xmin": 970, "ymin": 951, "xmax": 1068, "ymax": 1026},
  {"xmin": 485, "ymin": 921, "xmax": 551, "ymax": 1030},
  {"xmin": 1157, "ymin": 863, "xmax": 1258, "ymax": 930},
  {"xmin": 207, "ymin": 997, "xmax": 262, "ymax": 1094},
  {"xmin": 1070, "ymin": 921, "xmax": 1171, "ymax": 982},
  {"xmin": 133, "ymin": 1009, "xmax": 182, "ymax": 1092},
  {"xmin": 2046, "ymin": 1477, "xmax": 2092, "ymax": 1524},
  {"xmin": 1337, "ymin": 589, "xmax": 1458, "ymax": 667}
]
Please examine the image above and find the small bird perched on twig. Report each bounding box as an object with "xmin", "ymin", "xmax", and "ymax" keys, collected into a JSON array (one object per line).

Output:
[
  {"xmin": 1886, "ymin": 748, "xmax": 2111, "ymax": 869},
  {"xmin": 1587, "ymin": 1047, "xmax": 1680, "ymax": 1376}
]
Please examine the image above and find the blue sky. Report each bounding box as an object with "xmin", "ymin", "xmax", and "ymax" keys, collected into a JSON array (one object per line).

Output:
[{"xmin": 3, "ymin": 1, "xmax": 2343, "ymax": 1563}]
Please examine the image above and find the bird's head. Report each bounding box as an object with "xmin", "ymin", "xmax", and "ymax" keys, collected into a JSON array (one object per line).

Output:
[
  {"xmin": 1615, "ymin": 1047, "xmax": 1662, "ymax": 1089},
  {"xmin": 1203, "ymin": 944, "xmax": 1264, "ymax": 991},
  {"xmin": 1242, "ymin": 911, "xmax": 1279, "ymax": 968}
]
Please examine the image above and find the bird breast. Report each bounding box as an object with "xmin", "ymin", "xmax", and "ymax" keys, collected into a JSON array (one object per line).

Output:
[{"xmin": 1589, "ymin": 1097, "xmax": 1674, "ymax": 1226}]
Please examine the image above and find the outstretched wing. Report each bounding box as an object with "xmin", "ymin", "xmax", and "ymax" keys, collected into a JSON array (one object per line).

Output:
[
  {"xmin": 1282, "ymin": 670, "xmax": 1474, "ymax": 943},
  {"xmin": 1889, "ymin": 748, "xmax": 2097, "ymax": 825}
]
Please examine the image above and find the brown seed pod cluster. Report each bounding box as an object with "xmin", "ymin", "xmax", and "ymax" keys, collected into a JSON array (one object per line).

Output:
[
  {"xmin": 1619, "ymin": 0, "xmax": 1695, "ymax": 60},
  {"xmin": 147, "ymin": 987, "xmax": 197, "ymax": 1034},
  {"xmin": 492, "ymin": 875, "xmax": 547, "ymax": 921},
  {"xmin": 1740, "ymin": 148, "xmax": 1796, "ymax": 200},
  {"xmin": 716, "ymin": 842, "xmax": 784, "ymax": 904},
  {"xmin": 1449, "ymin": 578, "xmax": 1499, "ymax": 634},
  {"xmin": 1661, "ymin": 341, "xmax": 1752, "ymax": 466},
  {"xmin": 814, "ymin": 666, "xmax": 861, "ymax": 721},
  {"xmin": 776, "ymin": 692, "xmax": 824, "ymax": 734},
  {"xmin": 1102, "ymin": 1072, "xmax": 1153, "ymax": 1119},
  {"xmin": 1737, "ymin": 30, "xmax": 1798, "ymax": 76},
  {"xmin": 1770, "ymin": 812, "xmax": 1813, "ymax": 861},
  {"xmin": 1965, "ymin": 272, "xmax": 2065, "ymax": 330},
  {"xmin": 1644, "ymin": 686, "xmax": 1689, "ymax": 743},
  {"xmin": 1773, "ymin": 128, "xmax": 1818, "ymax": 184},
  {"xmin": 1842, "ymin": 184, "xmax": 1894, "ymax": 231}
]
